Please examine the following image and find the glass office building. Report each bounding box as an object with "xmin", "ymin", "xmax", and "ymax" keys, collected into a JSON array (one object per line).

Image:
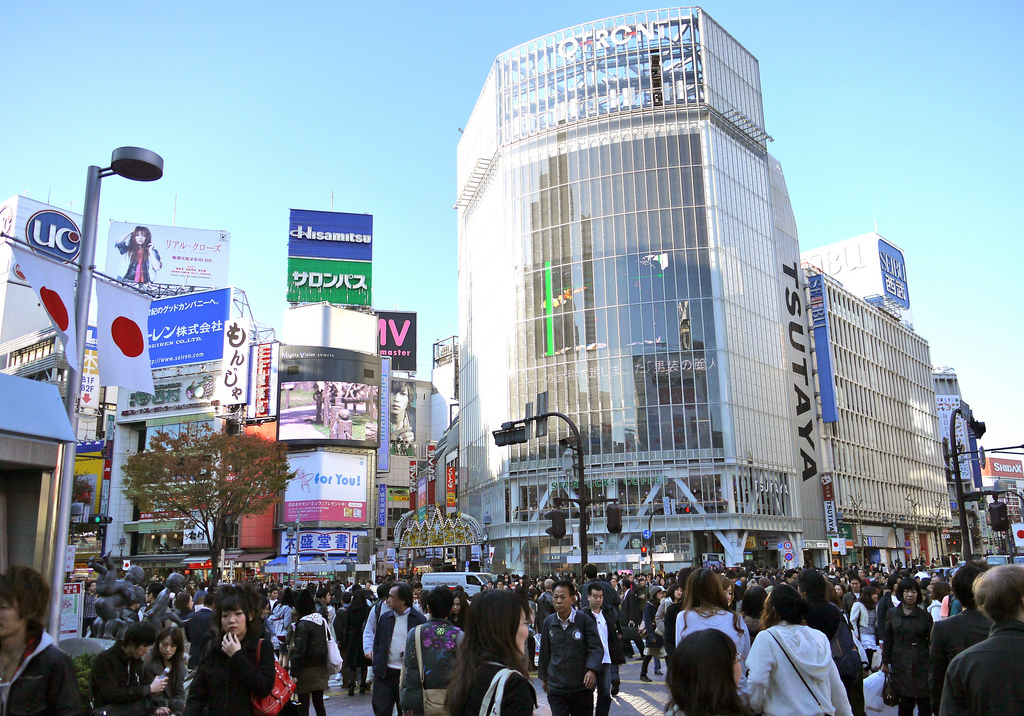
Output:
[{"xmin": 457, "ymin": 8, "xmax": 816, "ymax": 572}]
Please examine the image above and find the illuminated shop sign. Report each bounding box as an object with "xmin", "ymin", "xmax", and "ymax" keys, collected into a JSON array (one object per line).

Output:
[
  {"xmin": 554, "ymin": 19, "xmax": 692, "ymax": 61},
  {"xmin": 550, "ymin": 474, "xmax": 667, "ymax": 490}
]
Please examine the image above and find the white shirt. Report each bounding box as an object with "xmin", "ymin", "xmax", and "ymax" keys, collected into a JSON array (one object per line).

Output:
[
  {"xmin": 387, "ymin": 611, "xmax": 410, "ymax": 670},
  {"xmin": 592, "ymin": 610, "xmax": 611, "ymax": 664}
]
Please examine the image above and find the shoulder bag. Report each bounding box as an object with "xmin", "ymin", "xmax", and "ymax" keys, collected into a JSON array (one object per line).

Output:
[
  {"xmin": 251, "ymin": 638, "xmax": 297, "ymax": 716},
  {"xmin": 768, "ymin": 631, "xmax": 829, "ymax": 716},
  {"xmin": 324, "ymin": 618, "xmax": 343, "ymax": 675},
  {"xmin": 478, "ymin": 666, "xmax": 515, "ymax": 716},
  {"xmin": 414, "ymin": 625, "xmax": 449, "ymax": 716}
]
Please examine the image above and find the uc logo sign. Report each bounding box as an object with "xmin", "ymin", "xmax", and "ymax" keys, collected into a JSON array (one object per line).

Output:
[{"xmin": 26, "ymin": 210, "xmax": 81, "ymax": 262}]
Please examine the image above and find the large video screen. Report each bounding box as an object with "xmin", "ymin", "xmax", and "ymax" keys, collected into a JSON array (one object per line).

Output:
[{"xmin": 278, "ymin": 346, "xmax": 381, "ymax": 448}]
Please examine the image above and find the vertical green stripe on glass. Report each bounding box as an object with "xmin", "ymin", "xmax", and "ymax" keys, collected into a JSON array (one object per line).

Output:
[{"xmin": 544, "ymin": 261, "xmax": 555, "ymax": 357}]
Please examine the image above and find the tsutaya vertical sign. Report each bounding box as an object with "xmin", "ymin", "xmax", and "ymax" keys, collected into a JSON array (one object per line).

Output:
[
  {"xmin": 781, "ymin": 262, "xmax": 820, "ymax": 481},
  {"xmin": 821, "ymin": 473, "xmax": 838, "ymax": 534}
]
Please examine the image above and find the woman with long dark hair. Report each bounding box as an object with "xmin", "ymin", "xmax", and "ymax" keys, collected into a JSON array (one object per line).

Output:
[
  {"xmin": 674, "ymin": 568, "xmax": 751, "ymax": 674},
  {"xmin": 850, "ymin": 585, "xmax": 879, "ymax": 670},
  {"xmin": 740, "ymin": 586, "xmax": 767, "ymax": 643},
  {"xmin": 665, "ymin": 629, "xmax": 752, "ymax": 716},
  {"xmin": 144, "ymin": 625, "xmax": 187, "ymax": 714},
  {"xmin": 340, "ymin": 586, "xmax": 371, "ymax": 696},
  {"xmin": 445, "ymin": 589, "xmax": 549, "ymax": 716},
  {"xmin": 183, "ymin": 584, "xmax": 276, "ymax": 716},
  {"xmin": 742, "ymin": 584, "xmax": 851, "ymax": 716},
  {"xmin": 450, "ymin": 590, "xmax": 470, "ymax": 630},
  {"xmin": 115, "ymin": 225, "xmax": 163, "ymax": 284}
]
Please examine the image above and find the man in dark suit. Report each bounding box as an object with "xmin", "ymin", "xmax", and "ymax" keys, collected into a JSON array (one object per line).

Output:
[
  {"xmin": 539, "ymin": 579, "xmax": 604, "ymax": 716},
  {"xmin": 371, "ymin": 582, "xmax": 426, "ymax": 716},
  {"xmin": 929, "ymin": 562, "xmax": 991, "ymax": 712},
  {"xmin": 183, "ymin": 591, "xmax": 215, "ymax": 667},
  {"xmin": 581, "ymin": 582, "xmax": 625, "ymax": 716}
]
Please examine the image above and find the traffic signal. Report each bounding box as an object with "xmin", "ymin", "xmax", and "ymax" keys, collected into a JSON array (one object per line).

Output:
[
  {"xmin": 682, "ymin": 504, "xmax": 691, "ymax": 514},
  {"xmin": 87, "ymin": 515, "xmax": 113, "ymax": 524},
  {"xmin": 641, "ymin": 545, "xmax": 648, "ymax": 556},
  {"xmin": 989, "ymin": 501, "xmax": 1010, "ymax": 532},
  {"xmin": 493, "ymin": 422, "xmax": 529, "ymax": 446},
  {"xmin": 606, "ymin": 502, "xmax": 622, "ymax": 533},
  {"xmin": 545, "ymin": 509, "xmax": 567, "ymax": 539}
]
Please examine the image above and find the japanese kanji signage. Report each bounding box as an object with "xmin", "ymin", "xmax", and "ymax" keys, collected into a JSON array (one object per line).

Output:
[
  {"xmin": 218, "ymin": 318, "xmax": 250, "ymax": 406},
  {"xmin": 446, "ymin": 465, "xmax": 457, "ymax": 508},
  {"xmin": 105, "ymin": 221, "xmax": 230, "ymax": 289},
  {"xmin": 286, "ymin": 256, "xmax": 372, "ymax": 306},
  {"xmin": 247, "ymin": 343, "xmax": 280, "ymax": 420},
  {"xmin": 148, "ymin": 288, "xmax": 232, "ymax": 368},
  {"xmin": 280, "ymin": 529, "xmax": 366, "ymax": 557}
]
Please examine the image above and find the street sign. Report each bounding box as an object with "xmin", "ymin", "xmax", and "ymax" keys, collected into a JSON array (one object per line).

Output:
[
  {"xmin": 905, "ymin": 548, "xmax": 912, "ymax": 556},
  {"xmin": 784, "ymin": 552, "xmax": 794, "ymax": 561},
  {"xmin": 642, "ymin": 529, "xmax": 652, "ymax": 540},
  {"xmin": 904, "ymin": 540, "xmax": 911, "ymax": 548},
  {"xmin": 60, "ymin": 583, "xmax": 83, "ymax": 639},
  {"xmin": 783, "ymin": 541, "xmax": 793, "ymax": 551}
]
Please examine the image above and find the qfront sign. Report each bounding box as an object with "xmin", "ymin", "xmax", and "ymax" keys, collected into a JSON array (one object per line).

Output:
[{"xmin": 554, "ymin": 18, "xmax": 693, "ymax": 61}]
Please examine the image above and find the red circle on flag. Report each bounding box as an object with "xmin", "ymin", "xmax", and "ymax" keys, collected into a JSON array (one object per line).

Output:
[
  {"xmin": 39, "ymin": 286, "xmax": 70, "ymax": 331},
  {"xmin": 1017, "ymin": 529, "xmax": 1024, "ymax": 540},
  {"xmin": 111, "ymin": 316, "xmax": 145, "ymax": 357}
]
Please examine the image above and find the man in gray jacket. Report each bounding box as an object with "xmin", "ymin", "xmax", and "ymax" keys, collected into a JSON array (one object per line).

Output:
[{"xmin": 539, "ymin": 580, "xmax": 604, "ymax": 716}]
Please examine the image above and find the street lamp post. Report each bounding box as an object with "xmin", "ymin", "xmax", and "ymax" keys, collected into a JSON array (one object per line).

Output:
[
  {"xmin": 947, "ymin": 407, "xmax": 982, "ymax": 559},
  {"xmin": 48, "ymin": 147, "xmax": 163, "ymax": 639}
]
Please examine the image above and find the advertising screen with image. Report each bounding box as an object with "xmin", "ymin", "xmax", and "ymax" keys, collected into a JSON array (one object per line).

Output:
[
  {"xmin": 278, "ymin": 345, "xmax": 381, "ymax": 448},
  {"xmin": 284, "ymin": 450, "xmax": 369, "ymax": 525}
]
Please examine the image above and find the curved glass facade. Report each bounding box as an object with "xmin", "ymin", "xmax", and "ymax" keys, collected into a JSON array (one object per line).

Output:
[{"xmin": 458, "ymin": 9, "xmax": 809, "ymax": 573}]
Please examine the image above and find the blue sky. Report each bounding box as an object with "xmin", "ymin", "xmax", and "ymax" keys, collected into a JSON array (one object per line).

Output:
[{"xmin": 2, "ymin": 1, "xmax": 1021, "ymax": 452}]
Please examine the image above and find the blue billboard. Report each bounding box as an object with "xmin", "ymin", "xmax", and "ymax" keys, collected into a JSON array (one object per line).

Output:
[
  {"xmin": 148, "ymin": 288, "xmax": 232, "ymax": 368},
  {"xmin": 288, "ymin": 209, "xmax": 372, "ymax": 262},
  {"xmin": 378, "ymin": 357, "xmax": 391, "ymax": 471},
  {"xmin": 877, "ymin": 239, "xmax": 910, "ymax": 309},
  {"xmin": 807, "ymin": 274, "xmax": 839, "ymax": 423}
]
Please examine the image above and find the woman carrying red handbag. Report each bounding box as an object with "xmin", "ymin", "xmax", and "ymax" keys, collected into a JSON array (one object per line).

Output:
[{"xmin": 184, "ymin": 584, "xmax": 282, "ymax": 716}]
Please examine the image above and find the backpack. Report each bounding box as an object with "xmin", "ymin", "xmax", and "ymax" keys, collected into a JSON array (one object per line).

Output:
[{"xmin": 830, "ymin": 606, "xmax": 863, "ymax": 680}]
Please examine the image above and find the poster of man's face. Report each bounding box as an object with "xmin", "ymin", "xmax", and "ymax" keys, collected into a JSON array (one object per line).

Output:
[{"xmin": 390, "ymin": 379, "xmax": 416, "ymax": 455}]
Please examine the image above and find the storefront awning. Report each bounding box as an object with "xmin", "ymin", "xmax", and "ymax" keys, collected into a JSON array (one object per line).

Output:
[
  {"xmin": 237, "ymin": 552, "xmax": 276, "ymax": 563},
  {"xmin": 131, "ymin": 553, "xmax": 187, "ymax": 564}
]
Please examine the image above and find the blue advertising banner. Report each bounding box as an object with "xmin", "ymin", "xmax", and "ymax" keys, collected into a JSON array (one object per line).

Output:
[
  {"xmin": 378, "ymin": 357, "xmax": 391, "ymax": 471},
  {"xmin": 377, "ymin": 484, "xmax": 387, "ymax": 528},
  {"xmin": 288, "ymin": 209, "xmax": 372, "ymax": 262},
  {"xmin": 877, "ymin": 239, "xmax": 910, "ymax": 309},
  {"xmin": 807, "ymin": 274, "xmax": 839, "ymax": 423},
  {"xmin": 148, "ymin": 288, "xmax": 232, "ymax": 368}
]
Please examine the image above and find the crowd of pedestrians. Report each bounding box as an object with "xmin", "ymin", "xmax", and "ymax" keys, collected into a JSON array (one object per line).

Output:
[{"xmin": 6, "ymin": 558, "xmax": 1024, "ymax": 715}]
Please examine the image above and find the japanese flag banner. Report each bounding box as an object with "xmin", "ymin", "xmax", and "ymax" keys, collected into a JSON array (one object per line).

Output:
[
  {"xmin": 95, "ymin": 279, "xmax": 154, "ymax": 394},
  {"xmin": 9, "ymin": 243, "xmax": 79, "ymax": 370}
]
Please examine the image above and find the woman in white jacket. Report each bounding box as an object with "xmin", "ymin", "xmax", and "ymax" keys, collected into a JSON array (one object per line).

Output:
[{"xmin": 742, "ymin": 584, "xmax": 853, "ymax": 716}]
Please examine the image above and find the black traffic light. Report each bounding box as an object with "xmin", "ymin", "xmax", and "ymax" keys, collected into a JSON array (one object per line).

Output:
[
  {"xmin": 493, "ymin": 422, "xmax": 529, "ymax": 447},
  {"xmin": 606, "ymin": 502, "xmax": 622, "ymax": 533},
  {"xmin": 641, "ymin": 545, "xmax": 648, "ymax": 556},
  {"xmin": 535, "ymin": 391, "xmax": 549, "ymax": 437},
  {"xmin": 989, "ymin": 501, "xmax": 1010, "ymax": 532},
  {"xmin": 545, "ymin": 509, "xmax": 567, "ymax": 539},
  {"xmin": 969, "ymin": 417, "xmax": 987, "ymax": 439},
  {"xmin": 88, "ymin": 515, "xmax": 113, "ymax": 524}
]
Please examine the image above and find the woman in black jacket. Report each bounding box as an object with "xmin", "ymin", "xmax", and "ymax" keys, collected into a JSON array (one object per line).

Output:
[
  {"xmin": 882, "ymin": 578, "xmax": 933, "ymax": 716},
  {"xmin": 340, "ymin": 587, "xmax": 371, "ymax": 696},
  {"xmin": 183, "ymin": 584, "xmax": 276, "ymax": 716},
  {"xmin": 0, "ymin": 565, "xmax": 83, "ymax": 716},
  {"xmin": 290, "ymin": 589, "xmax": 329, "ymax": 716}
]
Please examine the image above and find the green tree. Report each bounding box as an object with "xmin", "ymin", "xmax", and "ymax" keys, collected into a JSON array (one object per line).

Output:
[{"xmin": 121, "ymin": 424, "xmax": 293, "ymax": 579}]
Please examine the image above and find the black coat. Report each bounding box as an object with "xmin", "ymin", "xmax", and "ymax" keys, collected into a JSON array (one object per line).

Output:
[
  {"xmin": 184, "ymin": 607, "xmax": 214, "ymax": 666},
  {"xmin": 883, "ymin": 605, "xmax": 933, "ymax": 698},
  {"xmin": 183, "ymin": 630, "xmax": 276, "ymax": 716},
  {"xmin": 290, "ymin": 614, "xmax": 329, "ymax": 674},
  {"xmin": 929, "ymin": 608, "xmax": 992, "ymax": 711},
  {"xmin": 143, "ymin": 656, "xmax": 187, "ymax": 714},
  {"xmin": 340, "ymin": 603, "xmax": 371, "ymax": 667},
  {"xmin": 90, "ymin": 641, "xmax": 149, "ymax": 708},
  {"xmin": 538, "ymin": 611, "xmax": 604, "ymax": 693},
  {"xmin": 940, "ymin": 620, "xmax": 1024, "ymax": 716},
  {"xmin": 4, "ymin": 636, "xmax": 82, "ymax": 716},
  {"xmin": 581, "ymin": 606, "xmax": 626, "ymax": 665}
]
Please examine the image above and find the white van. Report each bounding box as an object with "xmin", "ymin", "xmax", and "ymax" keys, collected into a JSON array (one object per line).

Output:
[{"xmin": 421, "ymin": 572, "xmax": 496, "ymax": 596}]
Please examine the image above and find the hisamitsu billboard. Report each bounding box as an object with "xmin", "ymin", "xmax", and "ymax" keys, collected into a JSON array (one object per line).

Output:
[{"xmin": 288, "ymin": 209, "xmax": 372, "ymax": 262}]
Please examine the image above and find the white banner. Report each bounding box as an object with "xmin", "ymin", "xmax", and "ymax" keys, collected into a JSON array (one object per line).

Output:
[
  {"xmin": 106, "ymin": 221, "xmax": 230, "ymax": 289},
  {"xmin": 218, "ymin": 317, "xmax": 250, "ymax": 405},
  {"xmin": 1012, "ymin": 522, "xmax": 1024, "ymax": 549}
]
